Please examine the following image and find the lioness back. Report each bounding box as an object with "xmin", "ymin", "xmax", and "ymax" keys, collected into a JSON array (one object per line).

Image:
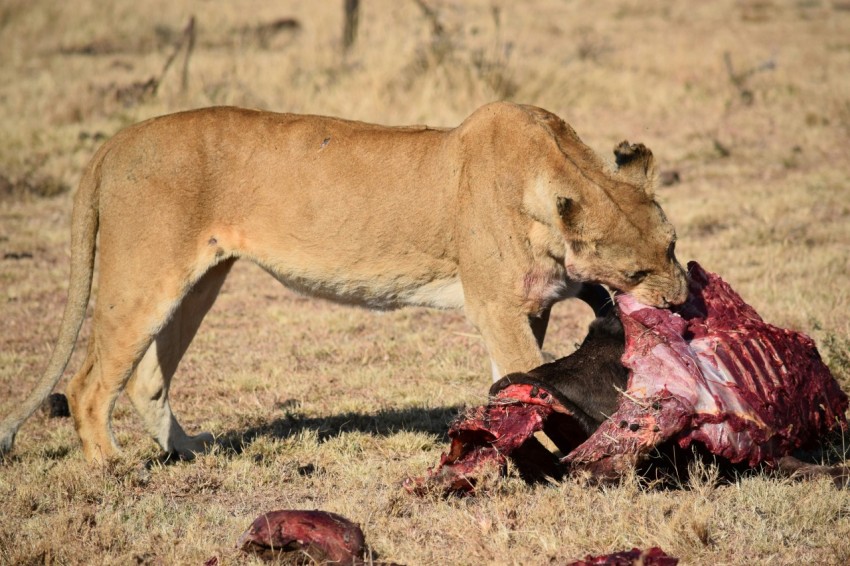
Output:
[{"xmin": 99, "ymin": 107, "xmax": 464, "ymax": 309}]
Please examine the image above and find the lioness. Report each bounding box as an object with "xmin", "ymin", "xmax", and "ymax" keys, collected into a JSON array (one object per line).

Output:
[{"xmin": 0, "ymin": 102, "xmax": 687, "ymax": 463}]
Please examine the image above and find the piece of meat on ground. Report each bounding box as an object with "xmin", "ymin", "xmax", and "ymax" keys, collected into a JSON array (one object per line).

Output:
[
  {"xmin": 567, "ymin": 547, "xmax": 678, "ymax": 566},
  {"xmin": 238, "ymin": 510, "xmax": 365, "ymax": 564}
]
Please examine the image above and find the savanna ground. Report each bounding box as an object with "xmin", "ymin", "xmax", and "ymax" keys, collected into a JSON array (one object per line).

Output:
[{"xmin": 1, "ymin": 0, "xmax": 849, "ymax": 564}]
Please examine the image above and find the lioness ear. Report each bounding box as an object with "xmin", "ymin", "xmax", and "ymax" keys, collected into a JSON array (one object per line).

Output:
[{"xmin": 614, "ymin": 141, "xmax": 657, "ymax": 194}]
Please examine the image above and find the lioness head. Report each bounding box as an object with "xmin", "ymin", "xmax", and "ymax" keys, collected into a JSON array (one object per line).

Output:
[{"xmin": 520, "ymin": 106, "xmax": 688, "ymax": 307}]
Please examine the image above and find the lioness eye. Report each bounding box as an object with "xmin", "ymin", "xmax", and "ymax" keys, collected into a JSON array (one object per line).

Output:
[
  {"xmin": 666, "ymin": 240, "xmax": 676, "ymax": 260},
  {"xmin": 626, "ymin": 270, "xmax": 650, "ymax": 283}
]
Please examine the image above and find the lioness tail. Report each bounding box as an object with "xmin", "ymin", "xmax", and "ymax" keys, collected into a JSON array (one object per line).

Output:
[{"xmin": 0, "ymin": 149, "xmax": 102, "ymax": 456}]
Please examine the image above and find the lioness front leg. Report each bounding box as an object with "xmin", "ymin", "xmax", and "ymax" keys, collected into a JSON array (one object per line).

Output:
[
  {"xmin": 125, "ymin": 260, "xmax": 234, "ymax": 459},
  {"xmin": 465, "ymin": 300, "xmax": 546, "ymax": 381}
]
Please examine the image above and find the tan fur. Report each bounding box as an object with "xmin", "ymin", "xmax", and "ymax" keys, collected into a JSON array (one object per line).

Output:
[{"xmin": 0, "ymin": 102, "xmax": 687, "ymax": 463}]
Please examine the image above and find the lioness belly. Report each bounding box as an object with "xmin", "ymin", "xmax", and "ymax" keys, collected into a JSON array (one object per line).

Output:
[
  {"xmin": 403, "ymin": 277, "xmax": 465, "ymax": 309},
  {"xmin": 260, "ymin": 262, "xmax": 464, "ymax": 311},
  {"xmin": 197, "ymin": 218, "xmax": 464, "ymax": 312}
]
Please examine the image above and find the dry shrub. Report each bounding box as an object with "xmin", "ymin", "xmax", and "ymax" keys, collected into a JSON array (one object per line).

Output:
[
  {"xmin": 399, "ymin": 3, "xmax": 517, "ymax": 99},
  {"xmin": 0, "ymin": 173, "xmax": 70, "ymax": 200}
]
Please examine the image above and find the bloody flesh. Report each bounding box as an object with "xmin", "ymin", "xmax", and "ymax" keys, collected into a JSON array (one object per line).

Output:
[
  {"xmin": 409, "ymin": 261, "xmax": 847, "ymax": 492},
  {"xmin": 567, "ymin": 547, "xmax": 679, "ymax": 566},
  {"xmin": 403, "ymin": 383, "xmax": 568, "ymax": 494},
  {"xmin": 238, "ymin": 510, "xmax": 365, "ymax": 564},
  {"xmin": 566, "ymin": 261, "xmax": 847, "ymax": 477}
]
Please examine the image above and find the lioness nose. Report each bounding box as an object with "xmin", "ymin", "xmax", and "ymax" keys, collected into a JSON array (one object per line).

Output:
[{"xmin": 666, "ymin": 287, "xmax": 688, "ymax": 306}]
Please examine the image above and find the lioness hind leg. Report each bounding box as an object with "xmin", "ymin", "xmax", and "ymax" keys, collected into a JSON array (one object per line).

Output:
[
  {"xmin": 66, "ymin": 263, "xmax": 216, "ymax": 464},
  {"xmin": 125, "ymin": 259, "xmax": 234, "ymax": 459},
  {"xmin": 66, "ymin": 321, "xmax": 157, "ymax": 464}
]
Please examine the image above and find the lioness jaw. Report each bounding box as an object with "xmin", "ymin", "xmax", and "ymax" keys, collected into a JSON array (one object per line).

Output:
[{"xmin": 0, "ymin": 101, "xmax": 684, "ymax": 463}]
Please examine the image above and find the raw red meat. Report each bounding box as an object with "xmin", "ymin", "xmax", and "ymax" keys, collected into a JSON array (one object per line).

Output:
[
  {"xmin": 403, "ymin": 383, "xmax": 573, "ymax": 495},
  {"xmin": 568, "ymin": 547, "xmax": 678, "ymax": 566},
  {"xmin": 566, "ymin": 261, "xmax": 847, "ymax": 478},
  {"xmin": 409, "ymin": 262, "xmax": 847, "ymax": 492},
  {"xmin": 238, "ymin": 510, "xmax": 365, "ymax": 564}
]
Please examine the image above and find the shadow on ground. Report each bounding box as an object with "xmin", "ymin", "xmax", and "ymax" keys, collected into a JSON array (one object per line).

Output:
[{"xmin": 216, "ymin": 405, "xmax": 464, "ymax": 455}]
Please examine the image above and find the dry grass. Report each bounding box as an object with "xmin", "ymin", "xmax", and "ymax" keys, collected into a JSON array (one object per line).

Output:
[{"xmin": 1, "ymin": 0, "xmax": 850, "ymax": 564}]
